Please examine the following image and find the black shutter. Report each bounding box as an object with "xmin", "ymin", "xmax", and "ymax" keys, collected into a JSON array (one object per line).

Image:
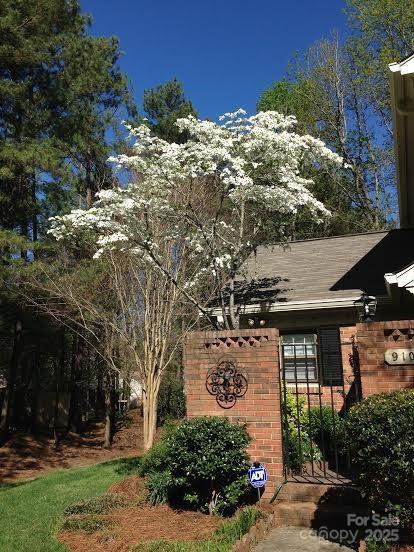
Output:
[{"xmin": 318, "ymin": 326, "xmax": 343, "ymax": 386}]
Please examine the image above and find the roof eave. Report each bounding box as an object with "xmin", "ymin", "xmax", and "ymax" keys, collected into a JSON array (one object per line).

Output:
[{"xmin": 210, "ymin": 295, "xmax": 390, "ymax": 317}]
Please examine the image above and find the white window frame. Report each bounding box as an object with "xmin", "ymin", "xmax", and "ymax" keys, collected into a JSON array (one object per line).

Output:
[{"xmin": 280, "ymin": 333, "xmax": 319, "ymax": 383}]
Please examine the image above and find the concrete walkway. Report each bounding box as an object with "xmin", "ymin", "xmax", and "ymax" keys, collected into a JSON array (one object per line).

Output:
[{"xmin": 253, "ymin": 527, "xmax": 356, "ymax": 551}]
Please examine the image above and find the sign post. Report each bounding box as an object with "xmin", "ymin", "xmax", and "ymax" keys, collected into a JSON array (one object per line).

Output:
[{"xmin": 248, "ymin": 463, "xmax": 268, "ymax": 503}]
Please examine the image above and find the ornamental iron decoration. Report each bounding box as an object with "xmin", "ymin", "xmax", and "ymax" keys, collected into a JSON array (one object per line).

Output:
[{"xmin": 206, "ymin": 357, "xmax": 248, "ymax": 409}]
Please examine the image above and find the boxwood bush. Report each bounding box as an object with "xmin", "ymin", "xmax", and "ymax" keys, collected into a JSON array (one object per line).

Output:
[
  {"xmin": 344, "ymin": 389, "xmax": 414, "ymax": 530},
  {"xmin": 139, "ymin": 416, "xmax": 254, "ymax": 515}
]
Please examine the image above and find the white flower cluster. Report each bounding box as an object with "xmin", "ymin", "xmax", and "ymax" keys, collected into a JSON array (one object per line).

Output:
[{"xmin": 48, "ymin": 110, "xmax": 343, "ymax": 281}]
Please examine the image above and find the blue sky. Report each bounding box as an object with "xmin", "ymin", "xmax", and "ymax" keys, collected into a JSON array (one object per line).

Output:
[{"xmin": 81, "ymin": 0, "xmax": 347, "ymax": 120}]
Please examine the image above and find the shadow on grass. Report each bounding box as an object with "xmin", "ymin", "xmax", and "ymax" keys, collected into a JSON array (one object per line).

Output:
[
  {"xmin": 0, "ymin": 478, "xmax": 38, "ymax": 491},
  {"xmin": 105, "ymin": 456, "xmax": 142, "ymax": 476}
]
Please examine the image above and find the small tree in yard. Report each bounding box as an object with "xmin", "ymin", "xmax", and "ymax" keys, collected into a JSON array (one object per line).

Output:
[
  {"xmin": 48, "ymin": 110, "xmax": 343, "ymax": 448},
  {"xmin": 23, "ymin": 248, "xmax": 192, "ymax": 451}
]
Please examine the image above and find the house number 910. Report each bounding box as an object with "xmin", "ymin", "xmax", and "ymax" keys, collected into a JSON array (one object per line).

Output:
[{"xmin": 384, "ymin": 348, "xmax": 414, "ymax": 365}]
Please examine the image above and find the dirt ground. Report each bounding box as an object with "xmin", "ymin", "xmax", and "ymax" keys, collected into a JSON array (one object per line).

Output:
[
  {"xmin": 59, "ymin": 476, "xmax": 221, "ymax": 552},
  {"xmin": 0, "ymin": 410, "xmax": 143, "ymax": 483},
  {"xmin": 59, "ymin": 502, "xmax": 220, "ymax": 552}
]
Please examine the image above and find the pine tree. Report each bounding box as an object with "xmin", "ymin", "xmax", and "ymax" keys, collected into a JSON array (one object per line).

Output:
[
  {"xmin": 0, "ymin": 0, "xmax": 135, "ymax": 442},
  {"xmin": 142, "ymin": 78, "xmax": 197, "ymax": 143}
]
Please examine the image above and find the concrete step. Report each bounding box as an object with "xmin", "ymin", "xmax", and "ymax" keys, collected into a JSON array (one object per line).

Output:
[
  {"xmin": 277, "ymin": 482, "xmax": 365, "ymax": 506},
  {"xmin": 274, "ymin": 501, "xmax": 370, "ymax": 529}
]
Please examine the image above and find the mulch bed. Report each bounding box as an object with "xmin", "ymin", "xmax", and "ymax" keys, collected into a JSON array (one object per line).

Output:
[
  {"xmin": 0, "ymin": 410, "xmax": 144, "ymax": 483},
  {"xmin": 59, "ymin": 503, "xmax": 221, "ymax": 552},
  {"xmin": 108, "ymin": 476, "xmax": 147, "ymax": 502}
]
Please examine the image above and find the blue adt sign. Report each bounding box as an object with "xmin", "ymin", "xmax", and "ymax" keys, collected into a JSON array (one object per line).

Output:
[{"xmin": 248, "ymin": 464, "xmax": 268, "ymax": 488}]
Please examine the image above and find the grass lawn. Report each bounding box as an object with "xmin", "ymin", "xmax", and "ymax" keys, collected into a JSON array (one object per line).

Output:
[{"xmin": 0, "ymin": 457, "xmax": 140, "ymax": 552}]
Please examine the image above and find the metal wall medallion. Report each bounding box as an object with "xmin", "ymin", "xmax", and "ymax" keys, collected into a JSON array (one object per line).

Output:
[{"xmin": 206, "ymin": 357, "xmax": 248, "ymax": 409}]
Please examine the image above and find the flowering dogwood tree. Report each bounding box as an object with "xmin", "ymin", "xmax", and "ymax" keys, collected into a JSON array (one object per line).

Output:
[{"xmin": 49, "ymin": 110, "xmax": 343, "ymax": 447}]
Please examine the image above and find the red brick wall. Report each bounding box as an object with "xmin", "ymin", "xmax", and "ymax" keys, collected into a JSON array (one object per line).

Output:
[
  {"xmin": 184, "ymin": 328, "xmax": 283, "ymax": 496},
  {"xmin": 356, "ymin": 320, "xmax": 414, "ymax": 396},
  {"xmin": 183, "ymin": 321, "xmax": 414, "ymax": 498}
]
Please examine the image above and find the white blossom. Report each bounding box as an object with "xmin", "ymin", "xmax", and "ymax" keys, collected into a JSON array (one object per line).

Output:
[{"xmin": 48, "ymin": 110, "xmax": 344, "ymax": 290}]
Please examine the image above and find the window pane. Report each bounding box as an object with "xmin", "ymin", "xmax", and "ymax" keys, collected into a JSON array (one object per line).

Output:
[
  {"xmin": 284, "ymin": 358, "xmax": 317, "ymax": 381},
  {"xmin": 282, "ymin": 334, "xmax": 312, "ymax": 344},
  {"xmin": 281, "ymin": 333, "xmax": 318, "ymax": 382}
]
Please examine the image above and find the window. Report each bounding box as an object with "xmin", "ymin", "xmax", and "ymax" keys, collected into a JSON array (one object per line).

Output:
[
  {"xmin": 280, "ymin": 327, "xmax": 344, "ymax": 386},
  {"xmin": 281, "ymin": 333, "xmax": 318, "ymax": 382}
]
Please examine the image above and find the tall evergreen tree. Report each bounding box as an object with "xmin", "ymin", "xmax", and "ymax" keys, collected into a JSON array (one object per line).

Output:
[
  {"xmin": 0, "ymin": 0, "xmax": 135, "ymax": 246},
  {"xmin": 142, "ymin": 78, "xmax": 197, "ymax": 143},
  {"xmin": 0, "ymin": 0, "xmax": 135, "ymax": 442}
]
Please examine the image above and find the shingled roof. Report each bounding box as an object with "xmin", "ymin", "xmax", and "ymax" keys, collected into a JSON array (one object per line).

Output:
[{"xmin": 233, "ymin": 229, "xmax": 414, "ymax": 307}]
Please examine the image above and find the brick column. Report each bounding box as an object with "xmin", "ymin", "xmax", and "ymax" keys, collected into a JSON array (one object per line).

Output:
[
  {"xmin": 184, "ymin": 328, "xmax": 283, "ymax": 497},
  {"xmin": 357, "ymin": 320, "xmax": 414, "ymax": 396}
]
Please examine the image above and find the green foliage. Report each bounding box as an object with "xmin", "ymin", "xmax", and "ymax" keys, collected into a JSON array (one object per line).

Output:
[
  {"xmin": 257, "ymin": 78, "xmax": 319, "ymax": 135},
  {"xmin": 61, "ymin": 515, "xmax": 115, "ymax": 533},
  {"xmin": 0, "ymin": 0, "xmax": 136, "ymax": 441},
  {"xmin": 63, "ymin": 493, "xmax": 127, "ymax": 516},
  {"xmin": 132, "ymin": 507, "xmax": 262, "ymax": 552},
  {"xmin": 146, "ymin": 470, "xmax": 172, "ymax": 506},
  {"xmin": 308, "ymin": 406, "xmax": 345, "ymax": 449},
  {"xmin": 282, "ymin": 389, "xmax": 321, "ymax": 470},
  {"xmin": 257, "ymin": 71, "xmax": 389, "ymax": 237},
  {"xmin": 365, "ymin": 541, "xmax": 391, "ymax": 552},
  {"xmin": 344, "ymin": 390, "xmax": 414, "ymax": 529},
  {"xmin": 142, "ymin": 78, "xmax": 198, "ymax": 143},
  {"xmin": 157, "ymin": 366, "xmax": 186, "ymax": 425},
  {"xmin": 141, "ymin": 417, "xmax": 253, "ymax": 515},
  {"xmin": 138, "ymin": 421, "xmax": 179, "ymax": 477},
  {"xmin": 0, "ymin": 458, "xmax": 134, "ymax": 551},
  {"xmin": 346, "ymin": 0, "xmax": 414, "ymax": 115},
  {"xmin": 0, "ymin": 0, "xmax": 134, "ymax": 235}
]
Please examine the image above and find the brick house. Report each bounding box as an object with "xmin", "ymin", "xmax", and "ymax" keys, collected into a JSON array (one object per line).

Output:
[{"xmin": 184, "ymin": 57, "xmax": 414, "ymax": 494}]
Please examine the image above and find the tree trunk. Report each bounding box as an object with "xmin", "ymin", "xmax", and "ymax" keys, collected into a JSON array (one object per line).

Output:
[
  {"xmin": 53, "ymin": 330, "xmax": 65, "ymax": 450},
  {"xmin": 95, "ymin": 368, "xmax": 102, "ymax": 421},
  {"xmin": 103, "ymin": 374, "xmax": 112, "ymax": 449},
  {"xmin": 0, "ymin": 319, "xmax": 22, "ymax": 443},
  {"xmin": 30, "ymin": 348, "xmax": 40, "ymax": 433},
  {"xmin": 32, "ymin": 174, "xmax": 38, "ymax": 242},
  {"xmin": 53, "ymin": 362, "xmax": 61, "ymax": 450},
  {"xmin": 142, "ymin": 373, "xmax": 160, "ymax": 451},
  {"xmin": 67, "ymin": 334, "xmax": 82, "ymax": 433}
]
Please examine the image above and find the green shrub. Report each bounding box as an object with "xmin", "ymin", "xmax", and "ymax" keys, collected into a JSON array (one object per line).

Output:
[
  {"xmin": 63, "ymin": 493, "xmax": 127, "ymax": 517},
  {"xmin": 344, "ymin": 389, "xmax": 414, "ymax": 530},
  {"xmin": 138, "ymin": 439, "xmax": 170, "ymax": 476},
  {"xmin": 365, "ymin": 541, "xmax": 391, "ymax": 552},
  {"xmin": 282, "ymin": 389, "xmax": 321, "ymax": 470},
  {"xmin": 61, "ymin": 515, "xmax": 115, "ymax": 533},
  {"xmin": 308, "ymin": 406, "xmax": 345, "ymax": 460},
  {"xmin": 157, "ymin": 366, "xmax": 186, "ymax": 425},
  {"xmin": 308, "ymin": 406, "xmax": 343, "ymax": 441},
  {"xmin": 142, "ymin": 416, "xmax": 253, "ymax": 515},
  {"xmin": 285, "ymin": 425, "xmax": 321, "ymax": 470},
  {"xmin": 147, "ymin": 470, "xmax": 171, "ymax": 505},
  {"xmin": 138, "ymin": 420, "xmax": 179, "ymax": 477}
]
